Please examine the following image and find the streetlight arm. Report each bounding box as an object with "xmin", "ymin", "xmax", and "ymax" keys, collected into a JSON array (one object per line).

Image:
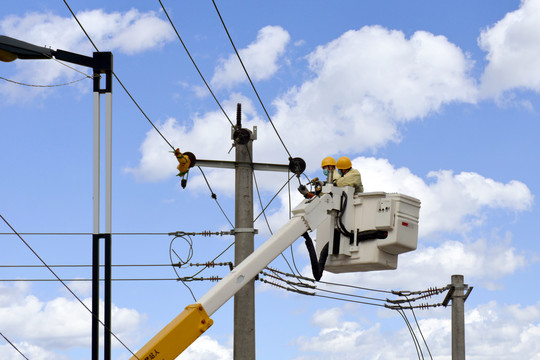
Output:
[
  {"xmin": 0, "ymin": 35, "xmax": 102, "ymax": 70},
  {"xmin": 0, "ymin": 35, "xmax": 53, "ymax": 60},
  {"xmin": 53, "ymin": 49, "xmax": 94, "ymax": 68}
]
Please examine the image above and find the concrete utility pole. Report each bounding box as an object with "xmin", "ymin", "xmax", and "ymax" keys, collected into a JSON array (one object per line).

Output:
[
  {"xmin": 233, "ymin": 104, "xmax": 256, "ymax": 360},
  {"xmin": 194, "ymin": 103, "xmax": 304, "ymax": 359},
  {"xmin": 446, "ymin": 274, "xmax": 472, "ymax": 360}
]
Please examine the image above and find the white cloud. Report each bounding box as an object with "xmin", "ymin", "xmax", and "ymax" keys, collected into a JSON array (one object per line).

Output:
[
  {"xmin": 0, "ymin": 9, "xmax": 174, "ymax": 101},
  {"xmin": 0, "ymin": 283, "xmax": 143, "ymax": 351},
  {"xmin": 319, "ymin": 235, "xmax": 528, "ymax": 292},
  {"xmin": 124, "ymin": 97, "xmax": 251, "ymax": 182},
  {"xmin": 0, "ymin": 342, "xmax": 69, "ymax": 360},
  {"xmin": 354, "ymin": 157, "xmax": 533, "ymax": 236},
  {"xmin": 211, "ymin": 25, "xmax": 290, "ymax": 89},
  {"xmin": 1, "ymin": 9, "xmax": 174, "ymax": 55},
  {"xmin": 258, "ymin": 156, "xmax": 533, "ymax": 240},
  {"xmin": 272, "ymin": 25, "xmax": 478, "ymax": 158},
  {"xmin": 294, "ymin": 301, "xmax": 540, "ymax": 360},
  {"xmin": 479, "ymin": 0, "xmax": 540, "ymax": 97},
  {"xmin": 77, "ymin": 9, "xmax": 174, "ymax": 54},
  {"xmin": 178, "ymin": 335, "xmax": 232, "ymax": 360},
  {"xmin": 127, "ymin": 25, "xmax": 478, "ymax": 184}
]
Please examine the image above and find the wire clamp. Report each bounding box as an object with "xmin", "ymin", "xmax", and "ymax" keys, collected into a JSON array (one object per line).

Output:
[{"xmin": 231, "ymin": 228, "xmax": 259, "ymax": 235}]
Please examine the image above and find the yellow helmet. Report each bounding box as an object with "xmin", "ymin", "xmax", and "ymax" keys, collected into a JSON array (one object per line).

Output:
[
  {"xmin": 336, "ymin": 156, "xmax": 352, "ymax": 170},
  {"xmin": 321, "ymin": 156, "xmax": 336, "ymax": 167}
]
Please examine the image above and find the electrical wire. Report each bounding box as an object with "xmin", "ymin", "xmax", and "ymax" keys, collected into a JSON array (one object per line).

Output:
[
  {"xmin": 287, "ymin": 171, "xmax": 304, "ymax": 276},
  {"xmin": 113, "ymin": 73, "xmax": 175, "ymax": 150},
  {"xmin": 0, "ymin": 75, "xmax": 90, "ymax": 87},
  {"xmin": 244, "ymin": 145, "xmax": 305, "ymax": 286},
  {"xmin": 263, "ymin": 268, "xmax": 441, "ymax": 359},
  {"xmin": 0, "ymin": 263, "xmax": 177, "ymax": 268},
  {"xmin": 0, "ymin": 278, "xmax": 185, "ymax": 282},
  {"xmin": 63, "ymin": 0, "xmax": 176, "ymax": 151},
  {"xmin": 406, "ymin": 298, "xmax": 434, "ymax": 360},
  {"xmin": 263, "ymin": 269, "xmax": 389, "ymax": 304},
  {"xmin": 0, "ymin": 213, "xmax": 140, "ymax": 359},
  {"xmin": 253, "ymin": 172, "xmax": 296, "ymax": 222},
  {"xmin": 312, "ymin": 293, "xmax": 388, "ymax": 308},
  {"xmin": 158, "ymin": 0, "xmax": 234, "ymax": 127},
  {"xmin": 169, "ymin": 234, "xmax": 196, "ymax": 301},
  {"xmin": 197, "ymin": 166, "xmax": 234, "ymax": 228},
  {"xmin": 211, "ymin": 0, "xmax": 292, "ymax": 159},
  {"xmin": 62, "ymin": 0, "xmax": 238, "ymax": 272},
  {"xmin": 268, "ymin": 267, "xmax": 394, "ymax": 295},
  {"xmin": 62, "ymin": 0, "xmax": 99, "ymax": 51},
  {"xmin": 0, "ymin": 331, "xmax": 29, "ymax": 360},
  {"xmin": 396, "ymin": 307, "xmax": 423, "ymax": 360},
  {"xmin": 0, "ymin": 232, "xmax": 170, "ymax": 236}
]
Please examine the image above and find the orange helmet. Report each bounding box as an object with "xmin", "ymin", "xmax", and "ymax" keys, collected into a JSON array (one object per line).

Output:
[
  {"xmin": 321, "ymin": 156, "xmax": 336, "ymax": 167},
  {"xmin": 336, "ymin": 156, "xmax": 352, "ymax": 170}
]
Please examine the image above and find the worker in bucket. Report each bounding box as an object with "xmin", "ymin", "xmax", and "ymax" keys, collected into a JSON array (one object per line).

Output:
[
  {"xmin": 299, "ymin": 156, "xmax": 341, "ymax": 198},
  {"xmin": 335, "ymin": 156, "xmax": 364, "ymax": 193},
  {"xmin": 321, "ymin": 156, "xmax": 341, "ymax": 184}
]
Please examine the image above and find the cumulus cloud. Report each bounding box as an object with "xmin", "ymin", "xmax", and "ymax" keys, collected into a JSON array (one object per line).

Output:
[
  {"xmin": 294, "ymin": 301, "xmax": 540, "ymax": 360},
  {"xmin": 255, "ymin": 156, "xmax": 533, "ymax": 240},
  {"xmin": 479, "ymin": 0, "xmax": 540, "ymax": 97},
  {"xmin": 0, "ymin": 342, "xmax": 69, "ymax": 360},
  {"xmin": 272, "ymin": 25, "xmax": 478, "ymax": 158},
  {"xmin": 354, "ymin": 157, "xmax": 533, "ymax": 236},
  {"xmin": 318, "ymin": 235, "xmax": 528, "ymax": 292},
  {"xmin": 124, "ymin": 97, "xmax": 252, "ymax": 182},
  {"xmin": 294, "ymin": 306, "xmax": 424, "ymax": 360},
  {"xmin": 0, "ymin": 9, "xmax": 174, "ymax": 101},
  {"xmin": 0, "ymin": 283, "xmax": 143, "ymax": 351},
  {"xmin": 178, "ymin": 335, "xmax": 232, "ymax": 360},
  {"xmin": 127, "ymin": 25, "xmax": 478, "ymax": 184},
  {"xmin": 211, "ymin": 25, "xmax": 290, "ymax": 89}
]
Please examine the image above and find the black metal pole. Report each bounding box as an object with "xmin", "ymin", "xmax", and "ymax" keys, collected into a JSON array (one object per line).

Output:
[
  {"xmin": 104, "ymin": 234, "xmax": 112, "ymax": 360},
  {"xmin": 92, "ymin": 234, "xmax": 100, "ymax": 360}
]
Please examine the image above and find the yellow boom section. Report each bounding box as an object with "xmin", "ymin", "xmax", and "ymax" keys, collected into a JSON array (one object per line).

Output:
[{"xmin": 130, "ymin": 303, "xmax": 213, "ymax": 360}]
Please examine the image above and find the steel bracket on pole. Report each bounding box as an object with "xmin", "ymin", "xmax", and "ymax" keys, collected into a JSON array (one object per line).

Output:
[{"xmin": 231, "ymin": 228, "xmax": 259, "ymax": 235}]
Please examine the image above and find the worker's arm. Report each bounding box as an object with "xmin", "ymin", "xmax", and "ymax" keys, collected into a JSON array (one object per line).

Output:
[
  {"xmin": 335, "ymin": 169, "xmax": 363, "ymax": 192},
  {"xmin": 130, "ymin": 191, "xmax": 340, "ymax": 360}
]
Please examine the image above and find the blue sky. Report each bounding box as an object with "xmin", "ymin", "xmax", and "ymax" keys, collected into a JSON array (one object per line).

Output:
[{"xmin": 1, "ymin": 0, "xmax": 540, "ymax": 359}]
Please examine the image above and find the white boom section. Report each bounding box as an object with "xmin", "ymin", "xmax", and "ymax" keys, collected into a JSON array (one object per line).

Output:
[{"xmin": 199, "ymin": 191, "xmax": 338, "ymax": 315}]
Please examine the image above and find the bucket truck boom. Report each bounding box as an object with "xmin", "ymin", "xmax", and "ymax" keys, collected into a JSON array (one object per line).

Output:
[{"xmin": 130, "ymin": 185, "xmax": 420, "ymax": 360}]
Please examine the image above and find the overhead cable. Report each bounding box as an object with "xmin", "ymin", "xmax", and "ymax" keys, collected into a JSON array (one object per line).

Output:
[
  {"xmin": 158, "ymin": 0, "xmax": 234, "ymax": 127},
  {"xmin": 0, "ymin": 331, "xmax": 29, "ymax": 360},
  {"xmin": 63, "ymin": 0, "xmax": 175, "ymax": 151},
  {"xmin": 405, "ymin": 299, "xmax": 434, "ymax": 360},
  {"xmin": 0, "ymin": 75, "xmax": 91, "ymax": 88},
  {"xmin": 0, "ymin": 213, "xmax": 139, "ymax": 360},
  {"xmin": 197, "ymin": 166, "xmax": 234, "ymax": 227},
  {"xmin": 211, "ymin": 0, "xmax": 292, "ymax": 159}
]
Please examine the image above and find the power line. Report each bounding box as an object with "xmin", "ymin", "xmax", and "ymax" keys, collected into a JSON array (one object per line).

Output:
[
  {"xmin": 0, "ymin": 331, "xmax": 29, "ymax": 360},
  {"xmin": 267, "ymin": 267, "xmax": 395, "ymax": 295},
  {"xmin": 113, "ymin": 73, "xmax": 175, "ymax": 150},
  {"xmin": 0, "ymin": 213, "xmax": 140, "ymax": 359},
  {"xmin": 406, "ymin": 299, "xmax": 434, "ymax": 360},
  {"xmin": 0, "ymin": 278, "xmax": 184, "ymax": 282},
  {"xmin": 197, "ymin": 166, "xmax": 234, "ymax": 228},
  {"xmin": 0, "ymin": 75, "xmax": 90, "ymax": 87},
  {"xmin": 63, "ymin": 0, "xmax": 176, "ymax": 151},
  {"xmin": 158, "ymin": 0, "xmax": 234, "ymax": 127},
  {"xmin": 62, "ymin": 0, "xmax": 99, "ymax": 51},
  {"xmin": 0, "ymin": 263, "xmax": 174, "ymax": 268},
  {"xmin": 211, "ymin": 0, "xmax": 292, "ymax": 159},
  {"xmin": 0, "ymin": 232, "xmax": 170, "ymax": 235},
  {"xmin": 253, "ymin": 173, "xmax": 295, "ymax": 222},
  {"xmin": 396, "ymin": 308, "xmax": 424, "ymax": 360}
]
